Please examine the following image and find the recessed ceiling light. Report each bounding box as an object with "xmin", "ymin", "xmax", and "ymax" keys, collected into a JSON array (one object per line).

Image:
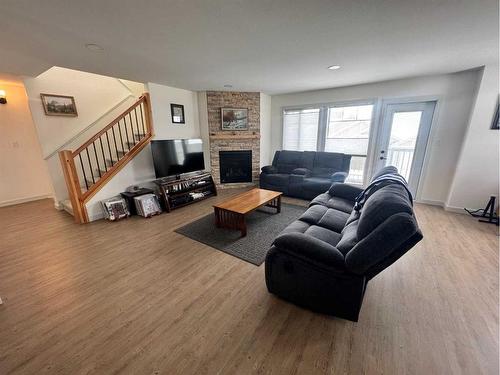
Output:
[
  {"xmin": 85, "ymin": 43, "xmax": 104, "ymax": 52},
  {"xmin": 223, "ymin": 84, "xmax": 233, "ymax": 88},
  {"xmin": 327, "ymin": 65, "xmax": 341, "ymax": 70}
]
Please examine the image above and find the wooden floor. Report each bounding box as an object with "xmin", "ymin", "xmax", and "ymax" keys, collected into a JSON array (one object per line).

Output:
[{"xmin": 0, "ymin": 190, "xmax": 498, "ymax": 375}]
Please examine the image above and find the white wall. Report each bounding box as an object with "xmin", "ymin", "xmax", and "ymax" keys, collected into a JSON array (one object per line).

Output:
[
  {"xmin": 23, "ymin": 67, "xmax": 145, "ymax": 206},
  {"xmin": 260, "ymin": 93, "xmax": 272, "ymax": 167},
  {"xmin": 85, "ymin": 82, "xmax": 203, "ymax": 220},
  {"xmin": 270, "ymin": 70, "xmax": 482, "ymax": 205},
  {"xmin": 447, "ymin": 64, "xmax": 499, "ymax": 210},
  {"xmin": 0, "ymin": 80, "xmax": 53, "ymax": 206},
  {"xmin": 24, "ymin": 67, "xmax": 138, "ymax": 157},
  {"xmin": 148, "ymin": 83, "xmax": 201, "ymax": 140}
]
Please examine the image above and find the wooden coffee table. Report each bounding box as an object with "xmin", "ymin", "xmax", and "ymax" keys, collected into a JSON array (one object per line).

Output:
[{"xmin": 213, "ymin": 188, "xmax": 282, "ymax": 237}]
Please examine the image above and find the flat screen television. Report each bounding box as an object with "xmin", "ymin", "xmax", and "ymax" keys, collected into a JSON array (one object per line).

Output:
[{"xmin": 151, "ymin": 139, "xmax": 205, "ymax": 178}]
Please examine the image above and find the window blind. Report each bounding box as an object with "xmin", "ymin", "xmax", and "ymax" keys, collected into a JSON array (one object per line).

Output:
[{"xmin": 282, "ymin": 108, "xmax": 319, "ymax": 151}]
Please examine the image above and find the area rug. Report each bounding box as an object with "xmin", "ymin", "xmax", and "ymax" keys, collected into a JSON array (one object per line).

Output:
[{"xmin": 174, "ymin": 203, "xmax": 307, "ymax": 265}]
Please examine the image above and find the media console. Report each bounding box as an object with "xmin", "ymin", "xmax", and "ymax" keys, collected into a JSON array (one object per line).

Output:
[{"xmin": 155, "ymin": 172, "xmax": 217, "ymax": 212}]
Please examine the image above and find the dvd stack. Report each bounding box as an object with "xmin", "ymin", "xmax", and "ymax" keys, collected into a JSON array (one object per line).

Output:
[
  {"xmin": 134, "ymin": 194, "xmax": 162, "ymax": 218},
  {"xmin": 101, "ymin": 196, "xmax": 130, "ymax": 221}
]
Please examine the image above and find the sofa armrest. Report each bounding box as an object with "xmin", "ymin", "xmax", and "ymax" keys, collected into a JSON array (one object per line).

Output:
[
  {"xmin": 291, "ymin": 168, "xmax": 312, "ymax": 176},
  {"xmin": 345, "ymin": 213, "xmax": 420, "ymax": 276},
  {"xmin": 273, "ymin": 232, "xmax": 345, "ymax": 269},
  {"xmin": 331, "ymin": 171, "xmax": 348, "ymax": 182},
  {"xmin": 328, "ymin": 183, "xmax": 363, "ymax": 201},
  {"xmin": 261, "ymin": 165, "xmax": 277, "ymax": 174}
]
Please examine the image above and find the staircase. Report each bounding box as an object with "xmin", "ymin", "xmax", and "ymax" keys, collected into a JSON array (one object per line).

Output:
[{"xmin": 59, "ymin": 93, "xmax": 154, "ymax": 223}]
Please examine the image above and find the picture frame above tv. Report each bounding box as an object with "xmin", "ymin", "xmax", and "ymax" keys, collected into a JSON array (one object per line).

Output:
[{"xmin": 170, "ymin": 103, "xmax": 185, "ymax": 124}]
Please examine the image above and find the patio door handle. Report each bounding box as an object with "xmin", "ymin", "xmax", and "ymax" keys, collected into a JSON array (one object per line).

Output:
[{"xmin": 379, "ymin": 156, "xmax": 387, "ymax": 160}]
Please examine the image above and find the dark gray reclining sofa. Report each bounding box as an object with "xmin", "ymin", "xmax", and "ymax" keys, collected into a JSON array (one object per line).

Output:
[
  {"xmin": 265, "ymin": 166, "xmax": 423, "ymax": 321},
  {"xmin": 260, "ymin": 150, "xmax": 352, "ymax": 200}
]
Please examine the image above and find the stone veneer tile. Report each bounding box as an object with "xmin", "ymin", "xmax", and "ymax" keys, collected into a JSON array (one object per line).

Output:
[{"xmin": 206, "ymin": 91, "xmax": 260, "ymax": 188}]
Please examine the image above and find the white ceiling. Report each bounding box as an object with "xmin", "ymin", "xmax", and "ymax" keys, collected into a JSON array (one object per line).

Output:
[{"xmin": 0, "ymin": 0, "xmax": 498, "ymax": 94}]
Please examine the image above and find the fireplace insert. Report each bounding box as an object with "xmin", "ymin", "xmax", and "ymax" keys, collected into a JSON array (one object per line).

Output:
[{"xmin": 219, "ymin": 150, "xmax": 252, "ymax": 183}]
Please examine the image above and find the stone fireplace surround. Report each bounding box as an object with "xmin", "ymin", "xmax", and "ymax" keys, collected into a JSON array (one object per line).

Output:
[{"xmin": 206, "ymin": 91, "xmax": 260, "ymax": 189}]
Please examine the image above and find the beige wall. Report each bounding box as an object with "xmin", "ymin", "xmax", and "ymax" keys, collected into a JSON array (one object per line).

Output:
[
  {"xmin": 447, "ymin": 64, "xmax": 499, "ymax": 210},
  {"xmin": 270, "ymin": 69, "xmax": 482, "ymax": 206},
  {"xmin": 0, "ymin": 81, "xmax": 53, "ymax": 206},
  {"xmin": 23, "ymin": 67, "xmax": 144, "ymax": 205}
]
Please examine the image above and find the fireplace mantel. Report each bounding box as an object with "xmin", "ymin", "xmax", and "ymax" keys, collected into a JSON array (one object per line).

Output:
[{"xmin": 209, "ymin": 133, "xmax": 260, "ymax": 140}]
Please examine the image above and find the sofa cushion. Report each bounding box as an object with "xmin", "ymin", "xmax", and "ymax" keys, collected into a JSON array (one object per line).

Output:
[
  {"xmin": 298, "ymin": 204, "xmax": 328, "ymax": 226},
  {"xmin": 291, "ymin": 168, "xmax": 311, "ymax": 176},
  {"xmin": 312, "ymin": 152, "xmax": 345, "ymax": 177},
  {"xmin": 304, "ymin": 225, "xmax": 342, "ymax": 246},
  {"xmin": 309, "ymin": 192, "xmax": 354, "ymax": 213},
  {"xmin": 281, "ymin": 219, "xmax": 310, "ymax": 235},
  {"xmin": 260, "ymin": 173, "xmax": 290, "ymax": 187},
  {"xmin": 275, "ymin": 151, "xmax": 304, "ymax": 174},
  {"xmin": 273, "ymin": 232, "xmax": 345, "ymax": 269},
  {"xmin": 329, "ymin": 198, "xmax": 354, "ymax": 214},
  {"xmin": 336, "ymin": 220, "xmax": 359, "ymax": 255},
  {"xmin": 261, "ymin": 165, "xmax": 278, "ymax": 174},
  {"xmin": 302, "ymin": 177, "xmax": 332, "ymax": 192},
  {"xmin": 357, "ymin": 184, "xmax": 413, "ymax": 239},
  {"xmin": 328, "ymin": 183, "xmax": 363, "ymax": 201},
  {"xmin": 317, "ymin": 208, "xmax": 350, "ymax": 233}
]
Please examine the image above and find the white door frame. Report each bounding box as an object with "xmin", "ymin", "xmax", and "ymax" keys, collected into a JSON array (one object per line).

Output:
[{"xmin": 372, "ymin": 99, "xmax": 438, "ymax": 199}]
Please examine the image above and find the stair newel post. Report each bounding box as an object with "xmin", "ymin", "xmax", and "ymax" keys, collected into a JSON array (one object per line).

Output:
[
  {"xmin": 59, "ymin": 150, "xmax": 88, "ymax": 224},
  {"xmin": 143, "ymin": 93, "xmax": 155, "ymax": 137}
]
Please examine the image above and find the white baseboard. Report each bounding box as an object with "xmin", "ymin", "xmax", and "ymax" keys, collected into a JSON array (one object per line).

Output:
[
  {"xmin": 417, "ymin": 199, "xmax": 444, "ymax": 207},
  {"xmin": 0, "ymin": 194, "xmax": 53, "ymax": 208},
  {"xmin": 444, "ymin": 205, "xmax": 467, "ymax": 214},
  {"xmin": 415, "ymin": 198, "xmax": 467, "ymax": 215}
]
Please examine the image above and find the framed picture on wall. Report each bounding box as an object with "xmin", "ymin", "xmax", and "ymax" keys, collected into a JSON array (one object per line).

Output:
[
  {"xmin": 40, "ymin": 93, "xmax": 78, "ymax": 116},
  {"xmin": 491, "ymin": 97, "xmax": 499, "ymax": 130},
  {"xmin": 170, "ymin": 103, "xmax": 185, "ymax": 124},
  {"xmin": 221, "ymin": 108, "xmax": 248, "ymax": 130}
]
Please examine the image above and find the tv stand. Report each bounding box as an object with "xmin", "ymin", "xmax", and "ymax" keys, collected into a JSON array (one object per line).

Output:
[{"xmin": 155, "ymin": 172, "xmax": 217, "ymax": 212}]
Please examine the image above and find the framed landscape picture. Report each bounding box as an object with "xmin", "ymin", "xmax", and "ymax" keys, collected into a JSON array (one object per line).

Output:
[
  {"xmin": 40, "ymin": 94, "xmax": 78, "ymax": 116},
  {"xmin": 221, "ymin": 108, "xmax": 248, "ymax": 130},
  {"xmin": 170, "ymin": 103, "xmax": 185, "ymax": 124}
]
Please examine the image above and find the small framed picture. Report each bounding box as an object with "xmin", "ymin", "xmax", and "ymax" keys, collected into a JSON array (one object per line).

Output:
[
  {"xmin": 40, "ymin": 94, "xmax": 78, "ymax": 117},
  {"xmin": 170, "ymin": 103, "xmax": 185, "ymax": 124},
  {"xmin": 221, "ymin": 108, "xmax": 248, "ymax": 130}
]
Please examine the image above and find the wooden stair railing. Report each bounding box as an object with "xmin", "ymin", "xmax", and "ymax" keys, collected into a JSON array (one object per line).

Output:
[{"xmin": 59, "ymin": 93, "xmax": 154, "ymax": 223}]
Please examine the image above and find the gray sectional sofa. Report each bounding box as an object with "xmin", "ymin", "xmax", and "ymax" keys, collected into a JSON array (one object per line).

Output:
[
  {"xmin": 260, "ymin": 150, "xmax": 352, "ymax": 200},
  {"xmin": 265, "ymin": 166, "xmax": 423, "ymax": 321}
]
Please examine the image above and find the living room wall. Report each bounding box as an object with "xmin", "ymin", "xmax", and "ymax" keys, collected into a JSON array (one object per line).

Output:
[
  {"xmin": 85, "ymin": 82, "xmax": 203, "ymax": 220},
  {"xmin": 269, "ymin": 69, "xmax": 483, "ymax": 208},
  {"xmin": 23, "ymin": 67, "xmax": 145, "ymax": 207},
  {"xmin": 0, "ymin": 78, "xmax": 53, "ymax": 206},
  {"xmin": 446, "ymin": 63, "xmax": 499, "ymax": 210}
]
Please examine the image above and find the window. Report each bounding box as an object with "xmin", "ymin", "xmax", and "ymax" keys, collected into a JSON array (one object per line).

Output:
[
  {"xmin": 325, "ymin": 104, "xmax": 373, "ymax": 184},
  {"xmin": 282, "ymin": 102, "xmax": 374, "ymax": 184},
  {"xmin": 282, "ymin": 108, "xmax": 319, "ymax": 151}
]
